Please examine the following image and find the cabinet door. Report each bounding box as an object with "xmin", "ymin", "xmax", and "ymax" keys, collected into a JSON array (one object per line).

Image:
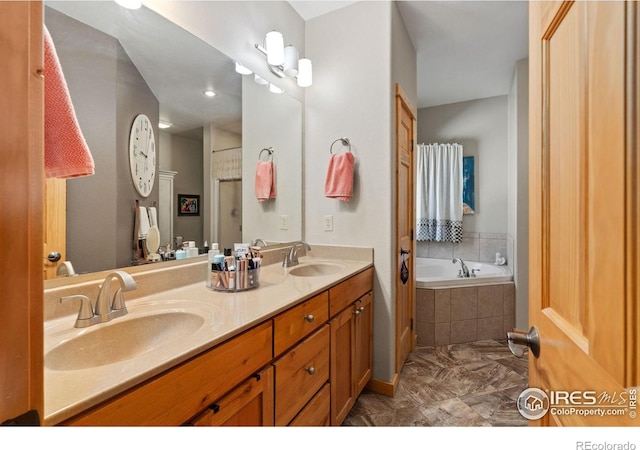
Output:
[
  {"xmin": 273, "ymin": 325, "xmax": 330, "ymax": 426},
  {"xmin": 190, "ymin": 366, "xmax": 274, "ymax": 426},
  {"xmin": 329, "ymin": 305, "xmax": 355, "ymax": 426},
  {"xmin": 354, "ymin": 292, "xmax": 373, "ymax": 396}
]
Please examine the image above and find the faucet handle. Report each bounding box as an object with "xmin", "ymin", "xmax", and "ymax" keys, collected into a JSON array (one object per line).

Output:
[{"xmin": 60, "ymin": 295, "xmax": 95, "ymax": 327}]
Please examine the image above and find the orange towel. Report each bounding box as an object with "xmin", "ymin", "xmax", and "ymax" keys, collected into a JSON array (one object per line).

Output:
[
  {"xmin": 325, "ymin": 152, "xmax": 354, "ymax": 201},
  {"xmin": 44, "ymin": 26, "xmax": 95, "ymax": 179},
  {"xmin": 255, "ymin": 161, "xmax": 276, "ymax": 202}
]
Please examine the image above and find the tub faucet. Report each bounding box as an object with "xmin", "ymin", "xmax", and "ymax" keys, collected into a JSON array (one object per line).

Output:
[
  {"xmin": 452, "ymin": 258, "xmax": 470, "ymax": 278},
  {"xmin": 251, "ymin": 238, "xmax": 268, "ymax": 247},
  {"xmin": 283, "ymin": 241, "xmax": 311, "ymax": 267}
]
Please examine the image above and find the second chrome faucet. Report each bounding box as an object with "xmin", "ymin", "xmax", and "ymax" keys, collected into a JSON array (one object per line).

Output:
[
  {"xmin": 282, "ymin": 241, "xmax": 311, "ymax": 268},
  {"xmin": 61, "ymin": 270, "xmax": 137, "ymax": 328}
]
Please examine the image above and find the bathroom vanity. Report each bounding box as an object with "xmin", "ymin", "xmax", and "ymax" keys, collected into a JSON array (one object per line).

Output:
[{"xmin": 43, "ymin": 246, "xmax": 373, "ymax": 426}]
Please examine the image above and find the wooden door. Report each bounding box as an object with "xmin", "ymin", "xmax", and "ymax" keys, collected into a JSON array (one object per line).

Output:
[
  {"xmin": 0, "ymin": 0, "xmax": 44, "ymax": 425},
  {"xmin": 528, "ymin": 1, "xmax": 638, "ymax": 426},
  {"xmin": 44, "ymin": 178, "xmax": 66, "ymax": 280},
  {"xmin": 395, "ymin": 84, "xmax": 416, "ymax": 373}
]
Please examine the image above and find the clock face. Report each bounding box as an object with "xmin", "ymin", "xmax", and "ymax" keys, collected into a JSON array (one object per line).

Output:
[{"xmin": 128, "ymin": 114, "xmax": 156, "ymax": 197}]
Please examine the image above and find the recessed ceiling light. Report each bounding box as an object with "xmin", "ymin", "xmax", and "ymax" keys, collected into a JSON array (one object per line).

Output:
[{"xmin": 203, "ymin": 89, "xmax": 216, "ymax": 98}]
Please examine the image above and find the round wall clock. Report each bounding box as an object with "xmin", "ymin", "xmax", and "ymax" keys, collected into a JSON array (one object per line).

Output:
[{"xmin": 128, "ymin": 114, "xmax": 156, "ymax": 197}]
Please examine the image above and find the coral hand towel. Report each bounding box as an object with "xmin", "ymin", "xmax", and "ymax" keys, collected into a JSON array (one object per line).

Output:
[
  {"xmin": 255, "ymin": 161, "xmax": 276, "ymax": 202},
  {"xmin": 44, "ymin": 26, "xmax": 95, "ymax": 179},
  {"xmin": 325, "ymin": 152, "xmax": 354, "ymax": 201}
]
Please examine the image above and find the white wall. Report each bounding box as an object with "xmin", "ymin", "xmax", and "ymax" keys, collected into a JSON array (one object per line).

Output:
[
  {"xmin": 306, "ymin": 1, "xmax": 416, "ymax": 383},
  {"xmin": 242, "ymin": 77, "xmax": 303, "ymax": 244},
  {"xmin": 417, "ymin": 96, "xmax": 509, "ymax": 234},
  {"xmin": 507, "ymin": 58, "xmax": 529, "ymax": 330}
]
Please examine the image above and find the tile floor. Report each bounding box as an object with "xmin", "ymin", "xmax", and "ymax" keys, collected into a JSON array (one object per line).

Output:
[{"xmin": 343, "ymin": 339, "xmax": 529, "ymax": 426}]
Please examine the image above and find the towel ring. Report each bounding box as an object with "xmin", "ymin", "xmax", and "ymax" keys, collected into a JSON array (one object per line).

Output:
[
  {"xmin": 330, "ymin": 137, "xmax": 351, "ymax": 154},
  {"xmin": 259, "ymin": 147, "xmax": 273, "ymax": 161}
]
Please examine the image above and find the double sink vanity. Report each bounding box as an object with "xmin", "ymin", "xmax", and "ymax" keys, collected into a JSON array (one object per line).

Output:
[{"xmin": 43, "ymin": 244, "xmax": 374, "ymax": 426}]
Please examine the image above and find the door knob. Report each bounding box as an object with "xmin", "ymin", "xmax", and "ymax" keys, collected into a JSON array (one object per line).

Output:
[
  {"xmin": 47, "ymin": 251, "xmax": 62, "ymax": 262},
  {"xmin": 507, "ymin": 326, "xmax": 540, "ymax": 358}
]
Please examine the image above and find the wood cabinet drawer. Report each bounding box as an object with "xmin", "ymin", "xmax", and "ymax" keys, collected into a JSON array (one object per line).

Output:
[
  {"xmin": 66, "ymin": 321, "xmax": 273, "ymax": 426},
  {"xmin": 329, "ymin": 267, "xmax": 373, "ymax": 317},
  {"xmin": 273, "ymin": 325, "xmax": 330, "ymax": 426},
  {"xmin": 190, "ymin": 365, "xmax": 274, "ymax": 426},
  {"xmin": 273, "ymin": 291, "xmax": 328, "ymax": 356},
  {"xmin": 289, "ymin": 383, "xmax": 330, "ymax": 427}
]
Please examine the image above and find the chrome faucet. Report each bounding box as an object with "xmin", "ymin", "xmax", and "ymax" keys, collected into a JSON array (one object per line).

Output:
[
  {"xmin": 452, "ymin": 258, "xmax": 470, "ymax": 278},
  {"xmin": 61, "ymin": 271, "xmax": 137, "ymax": 328},
  {"xmin": 283, "ymin": 241, "xmax": 311, "ymax": 267},
  {"xmin": 251, "ymin": 238, "xmax": 268, "ymax": 247},
  {"xmin": 95, "ymin": 271, "xmax": 137, "ymax": 321}
]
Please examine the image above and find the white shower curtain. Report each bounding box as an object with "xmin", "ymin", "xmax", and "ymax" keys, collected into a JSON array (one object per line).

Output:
[{"xmin": 416, "ymin": 143, "xmax": 463, "ymax": 243}]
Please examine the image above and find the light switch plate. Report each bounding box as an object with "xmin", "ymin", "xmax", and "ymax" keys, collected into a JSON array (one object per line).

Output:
[
  {"xmin": 279, "ymin": 215, "xmax": 288, "ymax": 230},
  {"xmin": 323, "ymin": 215, "xmax": 334, "ymax": 232}
]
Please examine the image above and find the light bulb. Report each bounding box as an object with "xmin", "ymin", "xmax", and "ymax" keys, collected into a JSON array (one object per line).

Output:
[
  {"xmin": 265, "ymin": 31, "xmax": 284, "ymax": 66},
  {"xmin": 234, "ymin": 62, "xmax": 252, "ymax": 75},
  {"xmin": 297, "ymin": 58, "xmax": 312, "ymax": 87},
  {"xmin": 283, "ymin": 45, "xmax": 299, "ymax": 77},
  {"xmin": 269, "ymin": 84, "xmax": 284, "ymax": 94}
]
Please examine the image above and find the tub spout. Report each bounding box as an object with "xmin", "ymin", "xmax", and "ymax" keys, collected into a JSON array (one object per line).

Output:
[{"xmin": 452, "ymin": 258, "xmax": 470, "ymax": 278}]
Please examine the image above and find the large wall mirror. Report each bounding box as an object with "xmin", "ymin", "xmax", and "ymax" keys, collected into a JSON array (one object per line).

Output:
[{"xmin": 44, "ymin": 1, "xmax": 302, "ymax": 280}]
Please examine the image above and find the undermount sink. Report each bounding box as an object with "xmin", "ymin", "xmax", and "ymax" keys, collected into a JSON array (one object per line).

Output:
[
  {"xmin": 45, "ymin": 311, "xmax": 205, "ymax": 371},
  {"xmin": 288, "ymin": 262, "xmax": 344, "ymax": 277}
]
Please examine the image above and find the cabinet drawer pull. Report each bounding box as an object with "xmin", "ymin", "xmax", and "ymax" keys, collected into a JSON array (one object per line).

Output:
[
  {"xmin": 359, "ymin": 306, "xmax": 365, "ymax": 312},
  {"xmin": 353, "ymin": 309, "xmax": 360, "ymax": 316},
  {"xmin": 208, "ymin": 403, "xmax": 220, "ymax": 414},
  {"xmin": 251, "ymin": 373, "xmax": 261, "ymax": 381},
  {"xmin": 304, "ymin": 314, "xmax": 315, "ymax": 323},
  {"xmin": 306, "ymin": 366, "xmax": 316, "ymax": 375}
]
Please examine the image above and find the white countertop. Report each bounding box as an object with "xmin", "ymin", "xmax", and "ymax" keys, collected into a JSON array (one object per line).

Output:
[{"xmin": 44, "ymin": 253, "xmax": 373, "ymax": 425}]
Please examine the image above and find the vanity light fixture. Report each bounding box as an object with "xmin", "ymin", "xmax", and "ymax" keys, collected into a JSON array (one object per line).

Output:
[
  {"xmin": 269, "ymin": 84, "xmax": 284, "ymax": 94},
  {"xmin": 235, "ymin": 62, "xmax": 252, "ymax": 75},
  {"xmin": 255, "ymin": 30, "xmax": 312, "ymax": 87},
  {"xmin": 203, "ymin": 89, "xmax": 216, "ymax": 98},
  {"xmin": 158, "ymin": 121, "xmax": 172, "ymax": 129},
  {"xmin": 114, "ymin": 0, "xmax": 142, "ymax": 9},
  {"xmin": 254, "ymin": 74, "xmax": 269, "ymax": 86}
]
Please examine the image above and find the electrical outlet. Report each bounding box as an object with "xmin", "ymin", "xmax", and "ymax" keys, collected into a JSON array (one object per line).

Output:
[
  {"xmin": 323, "ymin": 215, "xmax": 334, "ymax": 232},
  {"xmin": 279, "ymin": 215, "xmax": 288, "ymax": 230}
]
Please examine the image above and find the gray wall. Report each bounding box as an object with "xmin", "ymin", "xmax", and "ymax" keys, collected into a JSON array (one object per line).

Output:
[
  {"xmin": 159, "ymin": 132, "xmax": 204, "ymax": 246},
  {"xmin": 46, "ymin": 8, "xmax": 159, "ymax": 273}
]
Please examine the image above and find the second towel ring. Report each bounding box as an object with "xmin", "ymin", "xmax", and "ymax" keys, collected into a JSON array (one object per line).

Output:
[
  {"xmin": 330, "ymin": 137, "xmax": 351, "ymax": 154},
  {"xmin": 259, "ymin": 147, "xmax": 274, "ymax": 161}
]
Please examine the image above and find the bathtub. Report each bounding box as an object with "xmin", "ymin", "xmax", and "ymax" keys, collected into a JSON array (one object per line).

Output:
[{"xmin": 415, "ymin": 257, "xmax": 513, "ymax": 288}]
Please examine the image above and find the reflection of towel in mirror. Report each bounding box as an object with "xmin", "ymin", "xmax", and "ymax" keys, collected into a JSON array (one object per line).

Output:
[
  {"xmin": 325, "ymin": 152, "xmax": 354, "ymax": 201},
  {"xmin": 43, "ymin": 25, "xmax": 95, "ymax": 179},
  {"xmin": 255, "ymin": 161, "xmax": 276, "ymax": 202},
  {"xmin": 138, "ymin": 206, "xmax": 150, "ymax": 239},
  {"xmin": 148, "ymin": 207, "xmax": 158, "ymax": 227}
]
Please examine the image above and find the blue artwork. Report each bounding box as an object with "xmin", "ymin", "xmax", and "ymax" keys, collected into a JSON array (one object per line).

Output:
[{"xmin": 463, "ymin": 156, "xmax": 475, "ymax": 214}]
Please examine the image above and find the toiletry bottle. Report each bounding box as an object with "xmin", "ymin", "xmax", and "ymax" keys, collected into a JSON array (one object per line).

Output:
[{"xmin": 207, "ymin": 250, "xmax": 216, "ymax": 288}]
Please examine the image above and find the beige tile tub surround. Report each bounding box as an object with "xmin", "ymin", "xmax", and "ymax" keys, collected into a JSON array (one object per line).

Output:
[
  {"xmin": 43, "ymin": 244, "xmax": 373, "ymax": 425},
  {"xmin": 416, "ymin": 283, "xmax": 515, "ymax": 346}
]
